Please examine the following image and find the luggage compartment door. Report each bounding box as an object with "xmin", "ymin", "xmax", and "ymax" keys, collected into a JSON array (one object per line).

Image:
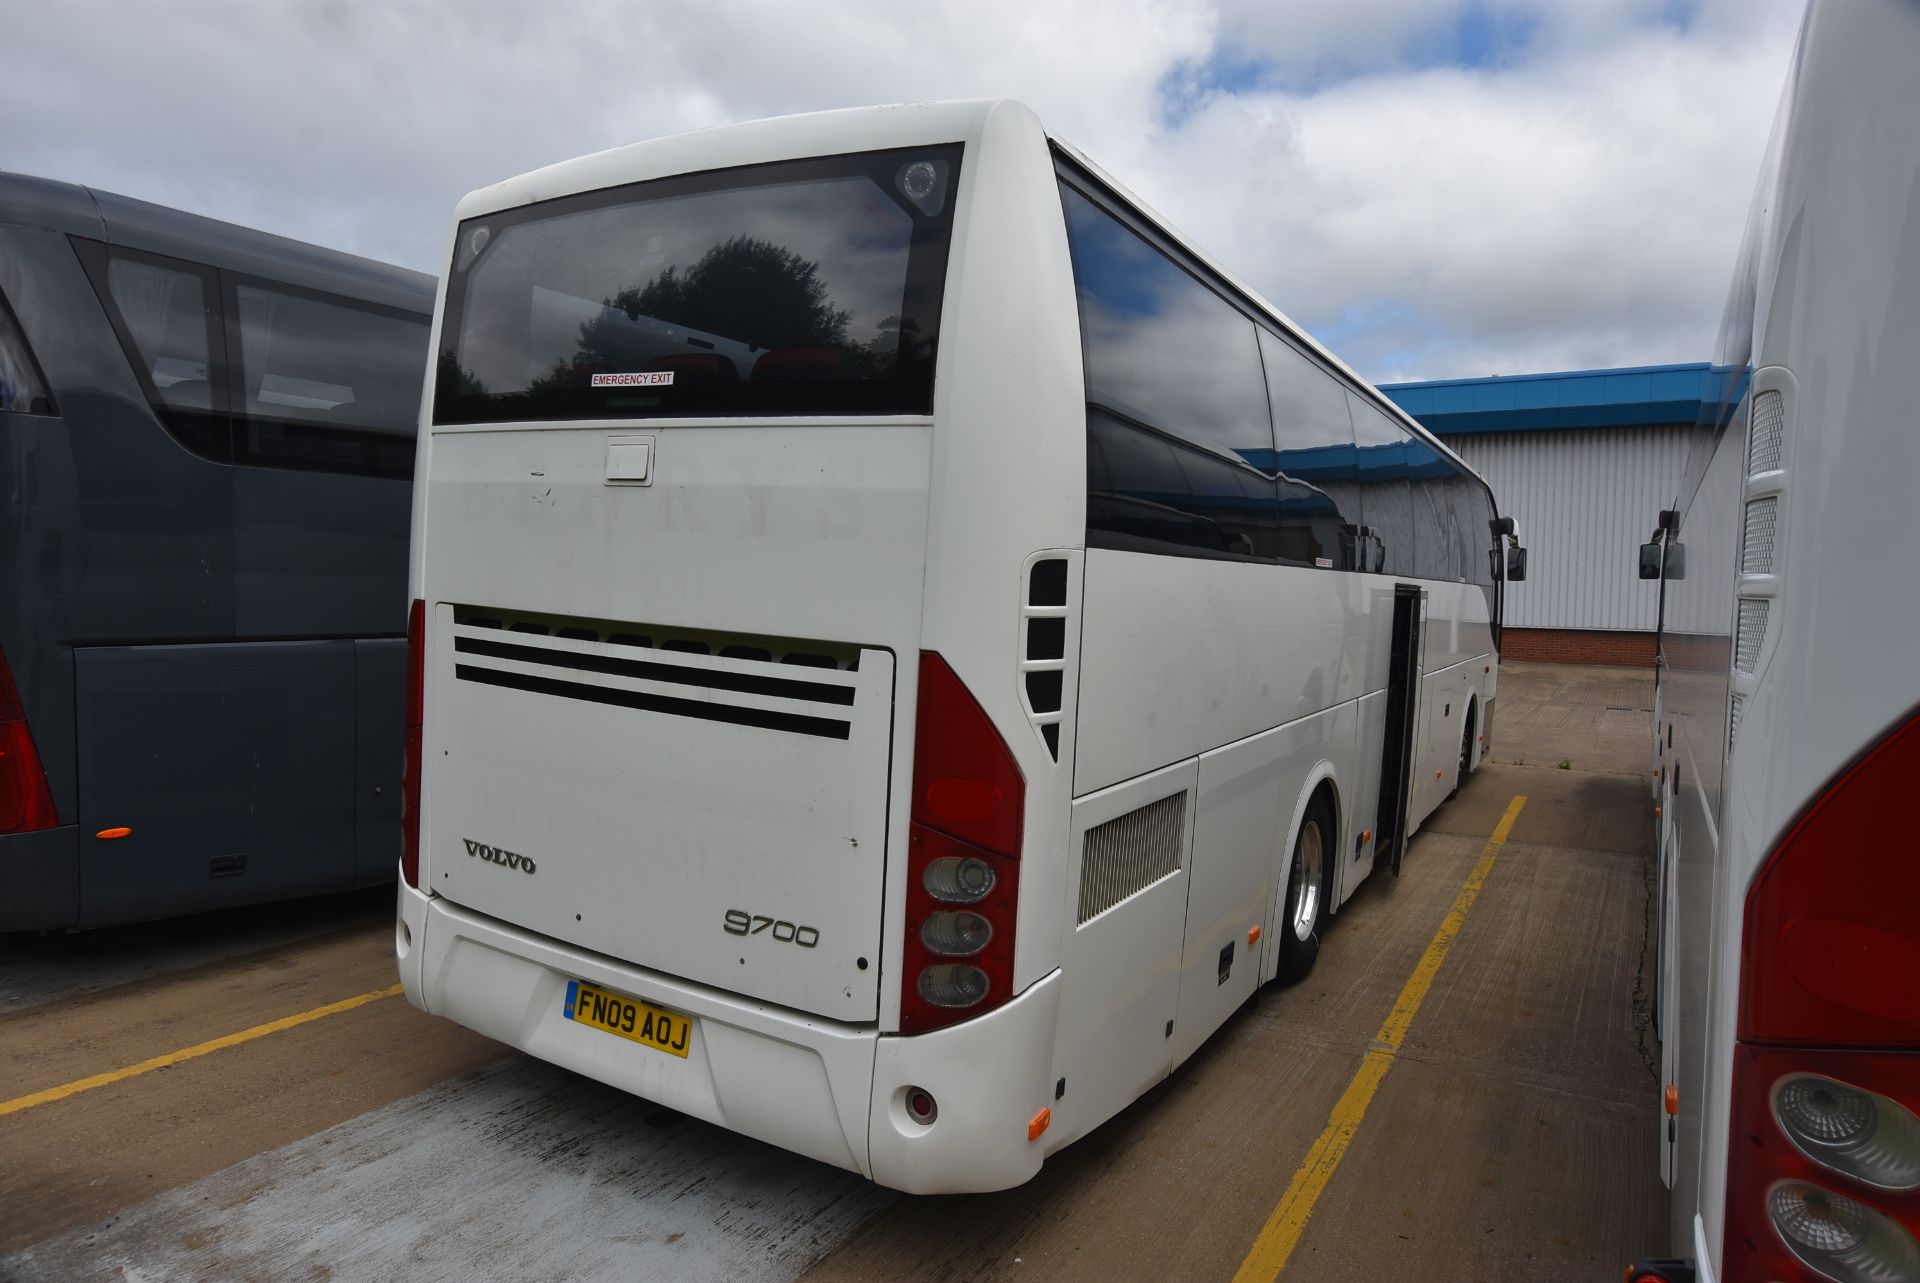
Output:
[{"xmin": 74, "ymin": 641, "xmax": 358, "ymax": 925}]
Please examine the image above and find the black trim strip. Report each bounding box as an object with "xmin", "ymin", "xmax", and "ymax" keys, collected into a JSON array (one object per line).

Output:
[
  {"xmin": 455, "ymin": 664, "xmax": 852, "ymax": 740},
  {"xmin": 455, "ymin": 635, "xmax": 855, "ymax": 706}
]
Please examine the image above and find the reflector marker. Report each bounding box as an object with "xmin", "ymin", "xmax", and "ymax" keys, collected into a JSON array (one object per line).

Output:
[{"xmin": 1232, "ymin": 795, "xmax": 1527, "ymax": 1282}]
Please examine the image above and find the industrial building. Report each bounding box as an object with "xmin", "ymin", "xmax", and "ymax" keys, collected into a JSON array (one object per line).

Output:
[{"xmin": 1383, "ymin": 363, "xmax": 1716, "ymax": 666}]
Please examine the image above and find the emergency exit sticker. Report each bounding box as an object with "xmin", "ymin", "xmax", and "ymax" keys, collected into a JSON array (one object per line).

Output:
[{"xmin": 590, "ymin": 371, "xmax": 675, "ymax": 387}]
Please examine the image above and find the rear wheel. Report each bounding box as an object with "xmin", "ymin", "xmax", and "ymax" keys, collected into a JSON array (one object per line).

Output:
[
  {"xmin": 1277, "ymin": 799, "xmax": 1331, "ymax": 984},
  {"xmin": 1450, "ymin": 705, "xmax": 1477, "ymax": 799}
]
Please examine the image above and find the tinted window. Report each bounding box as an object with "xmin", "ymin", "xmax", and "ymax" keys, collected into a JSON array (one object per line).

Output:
[
  {"xmin": 1259, "ymin": 328, "xmax": 1358, "ymax": 568},
  {"xmin": 0, "ymin": 289, "xmax": 54, "ymax": 415},
  {"xmin": 436, "ymin": 148, "xmax": 958, "ymax": 424},
  {"xmin": 1063, "ymin": 183, "xmax": 1277, "ymax": 561},
  {"xmin": 1463, "ymin": 478, "xmax": 1497, "ymax": 588},
  {"xmin": 235, "ymin": 285, "xmax": 427, "ymax": 434},
  {"xmin": 1405, "ymin": 435, "xmax": 1456, "ymax": 581},
  {"xmin": 106, "ymin": 256, "xmax": 214, "ymax": 412},
  {"xmin": 1348, "ymin": 394, "xmax": 1413, "ymax": 575},
  {"xmin": 1062, "ymin": 186, "xmax": 1271, "ymax": 461},
  {"xmin": 1088, "ymin": 409, "xmax": 1272, "ymax": 559}
]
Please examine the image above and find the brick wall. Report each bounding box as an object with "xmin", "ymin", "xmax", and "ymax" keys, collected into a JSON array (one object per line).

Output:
[{"xmin": 1500, "ymin": 628, "xmax": 1656, "ymax": 667}]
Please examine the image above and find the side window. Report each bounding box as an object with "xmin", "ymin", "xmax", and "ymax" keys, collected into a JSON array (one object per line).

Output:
[
  {"xmin": 233, "ymin": 284, "xmax": 427, "ymax": 434},
  {"xmin": 105, "ymin": 255, "xmax": 217, "ymax": 413},
  {"xmin": 0, "ymin": 289, "xmax": 56, "ymax": 416},
  {"xmin": 1465, "ymin": 479, "xmax": 1497, "ymax": 588},
  {"xmin": 1448, "ymin": 476, "xmax": 1483, "ymax": 584},
  {"xmin": 1062, "ymin": 182, "xmax": 1276, "ymax": 560},
  {"xmin": 1405, "ymin": 436, "xmax": 1454, "ymax": 581},
  {"xmin": 231, "ymin": 282, "xmax": 429, "ymax": 479},
  {"xmin": 1259, "ymin": 328, "xmax": 1358, "ymax": 568},
  {"xmin": 1348, "ymin": 394, "xmax": 1414, "ymax": 576}
]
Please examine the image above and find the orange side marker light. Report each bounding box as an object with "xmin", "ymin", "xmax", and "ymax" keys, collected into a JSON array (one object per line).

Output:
[
  {"xmin": 1029, "ymin": 1107, "xmax": 1051, "ymax": 1142},
  {"xmin": 96, "ymin": 826, "xmax": 132, "ymax": 840},
  {"xmin": 1664, "ymin": 1083, "xmax": 1679, "ymax": 1116},
  {"xmin": 1248, "ymin": 925, "xmax": 1262, "ymax": 946}
]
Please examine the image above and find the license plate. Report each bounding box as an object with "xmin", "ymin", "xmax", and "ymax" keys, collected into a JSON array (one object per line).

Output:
[{"xmin": 563, "ymin": 979, "xmax": 694, "ymax": 1059}]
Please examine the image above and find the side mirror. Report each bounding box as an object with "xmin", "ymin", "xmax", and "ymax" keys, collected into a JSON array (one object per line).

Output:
[
  {"xmin": 1490, "ymin": 515, "xmax": 1516, "ymax": 537},
  {"xmin": 1640, "ymin": 542, "xmax": 1663, "ymax": 579},
  {"xmin": 1506, "ymin": 546, "xmax": 1528, "ymax": 581},
  {"xmin": 1664, "ymin": 543, "xmax": 1686, "ymax": 580}
]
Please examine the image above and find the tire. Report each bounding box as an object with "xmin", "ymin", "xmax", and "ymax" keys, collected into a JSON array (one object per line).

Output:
[
  {"xmin": 1449, "ymin": 706, "xmax": 1476, "ymax": 800},
  {"xmin": 1277, "ymin": 799, "xmax": 1332, "ymax": 984}
]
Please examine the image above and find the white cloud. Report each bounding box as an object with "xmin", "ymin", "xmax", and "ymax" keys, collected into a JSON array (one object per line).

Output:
[{"xmin": 1, "ymin": 0, "xmax": 1804, "ymax": 381}]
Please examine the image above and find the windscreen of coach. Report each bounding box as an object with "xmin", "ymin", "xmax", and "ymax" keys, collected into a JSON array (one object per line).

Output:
[{"xmin": 434, "ymin": 147, "xmax": 960, "ymax": 423}]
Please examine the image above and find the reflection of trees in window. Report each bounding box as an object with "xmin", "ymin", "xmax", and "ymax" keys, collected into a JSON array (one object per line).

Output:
[
  {"xmin": 611, "ymin": 236, "xmax": 850, "ymax": 350},
  {"xmin": 438, "ymin": 351, "xmax": 485, "ymax": 397},
  {"xmin": 524, "ymin": 235, "xmax": 927, "ymax": 390}
]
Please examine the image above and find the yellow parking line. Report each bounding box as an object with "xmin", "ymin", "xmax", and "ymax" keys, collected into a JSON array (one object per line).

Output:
[
  {"xmin": 1232, "ymin": 795, "xmax": 1528, "ymax": 1283},
  {"xmin": 0, "ymin": 982, "xmax": 403, "ymax": 1120}
]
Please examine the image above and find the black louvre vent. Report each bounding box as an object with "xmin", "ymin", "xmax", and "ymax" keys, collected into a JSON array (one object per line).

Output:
[
  {"xmin": 1027, "ymin": 616, "xmax": 1066, "ymax": 662},
  {"xmin": 1029, "ymin": 558, "xmax": 1068, "ymax": 607},
  {"xmin": 1025, "ymin": 670, "xmax": 1063, "ymax": 715}
]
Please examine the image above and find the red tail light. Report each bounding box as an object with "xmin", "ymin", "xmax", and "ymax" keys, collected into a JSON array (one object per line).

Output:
[
  {"xmin": 1723, "ymin": 707, "xmax": 1920, "ymax": 1281},
  {"xmin": 401, "ymin": 599, "xmax": 424, "ymax": 888},
  {"xmin": 900, "ymin": 652, "xmax": 1024, "ymax": 1034},
  {"xmin": 0, "ymin": 645, "xmax": 57, "ymax": 834}
]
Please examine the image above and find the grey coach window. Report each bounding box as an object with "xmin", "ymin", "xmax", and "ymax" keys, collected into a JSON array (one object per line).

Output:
[
  {"xmin": 106, "ymin": 256, "xmax": 214, "ymax": 412},
  {"xmin": 235, "ymin": 284, "xmax": 428, "ymax": 433}
]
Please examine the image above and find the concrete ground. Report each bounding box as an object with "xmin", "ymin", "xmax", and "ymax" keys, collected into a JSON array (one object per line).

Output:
[{"xmin": 0, "ymin": 661, "xmax": 1665, "ymax": 1283}]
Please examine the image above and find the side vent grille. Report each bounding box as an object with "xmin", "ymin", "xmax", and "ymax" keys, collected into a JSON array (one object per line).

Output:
[
  {"xmin": 1732, "ymin": 382, "xmax": 1785, "ymax": 733},
  {"xmin": 1021, "ymin": 557, "xmax": 1072, "ymax": 760},
  {"xmin": 1748, "ymin": 389, "xmax": 1785, "ymax": 474},
  {"xmin": 1735, "ymin": 599, "xmax": 1769, "ymax": 674},
  {"xmin": 1078, "ymin": 792, "xmax": 1185, "ymax": 925},
  {"xmin": 1740, "ymin": 498, "xmax": 1778, "ymax": 576},
  {"xmin": 452, "ymin": 606, "xmax": 858, "ymax": 670}
]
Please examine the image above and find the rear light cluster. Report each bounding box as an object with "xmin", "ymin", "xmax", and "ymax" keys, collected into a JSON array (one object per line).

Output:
[
  {"xmin": 401, "ymin": 599, "xmax": 424, "ymax": 887},
  {"xmin": 1724, "ymin": 708, "xmax": 1920, "ymax": 1282},
  {"xmin": 0, "ymin": 645, "xmax": 57, "ymax": 834},
  {"xmin": 900, "ymin": 652, "xmax": 1023, "ymax": 1034}
]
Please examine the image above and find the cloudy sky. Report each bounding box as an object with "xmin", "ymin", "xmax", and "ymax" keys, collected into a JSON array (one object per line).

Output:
[{"xmin": 4, "ymin": 0, "xmax": 1805, "ymax": 382}]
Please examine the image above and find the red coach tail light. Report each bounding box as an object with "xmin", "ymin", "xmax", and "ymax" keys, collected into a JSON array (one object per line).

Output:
[
  {"xmin": 901, "ymin": 652, "xmax": 1025, "ymax": 1034},
  {"xmin": 1722, "ymin": 707, "xmax": 1920, "ymax": 1282},
  {"xmin": 1741, "ymin": 707, "xmax": 1920, "ymax": 1047},
  {"xmin": 401, "ymin": 599, "xmax": 425, "ymax": 888},
  {"xmin": 0, "ymin": 645, "xmax": 57, "ymax": 834}
]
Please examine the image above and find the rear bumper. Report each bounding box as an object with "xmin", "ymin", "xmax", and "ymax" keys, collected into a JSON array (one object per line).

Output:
[{"xmin": 399, "ymin": 884, "xmax": 1062, "ymax": 1193}]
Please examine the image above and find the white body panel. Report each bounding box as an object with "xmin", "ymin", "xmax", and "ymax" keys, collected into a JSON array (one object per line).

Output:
[
  {"xmin": 406, "ymin": 98, "xmax": 1503, "ymax": 1193},
  {"xmin": 1652, "ymin": 1, "xmax": 1920, "ymax": 1271}
]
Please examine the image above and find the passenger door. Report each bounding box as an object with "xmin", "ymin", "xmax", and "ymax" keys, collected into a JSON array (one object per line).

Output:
[{"xmin": 1376, "ymin": 585, "xmax": 1425, "ymax": 874}]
